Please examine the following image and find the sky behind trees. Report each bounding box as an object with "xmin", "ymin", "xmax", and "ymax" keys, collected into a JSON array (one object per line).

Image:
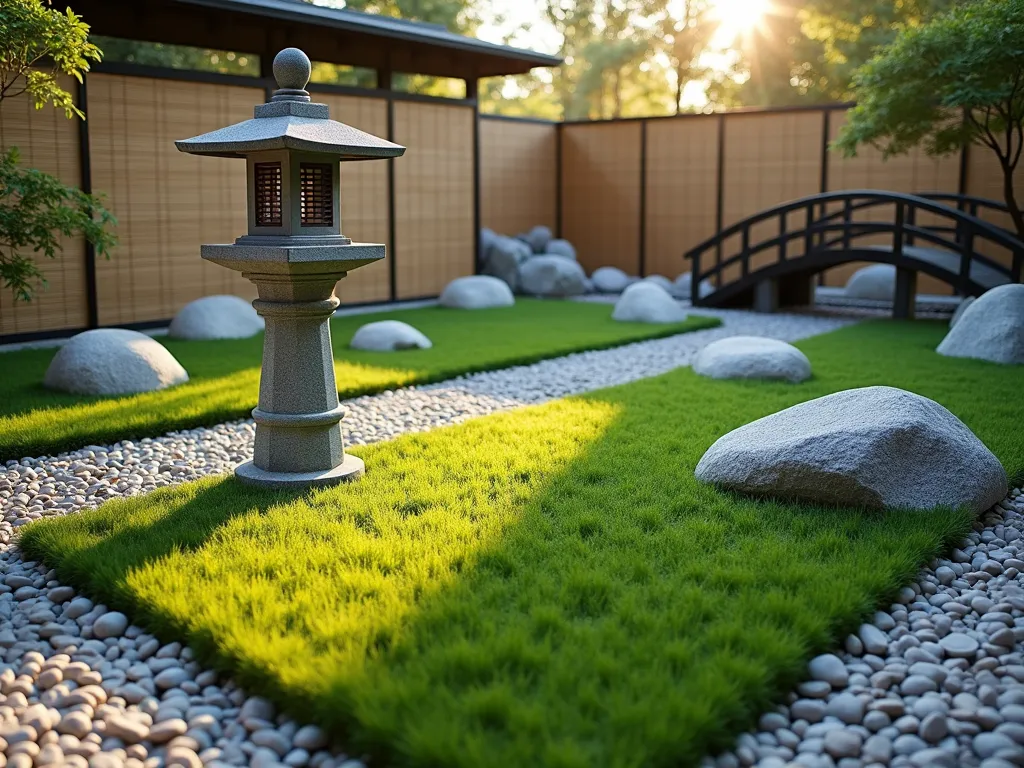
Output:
[
  {"xmin": 97, "ymin": 0, "xmax": 960, "ymax": 121},
  {"xmin": 322, "ymin": 0, "xmax": 957, "ymax": 120}
]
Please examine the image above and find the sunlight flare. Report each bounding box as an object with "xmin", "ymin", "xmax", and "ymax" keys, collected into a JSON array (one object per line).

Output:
[{"xmin": 709, "ymin": 0, "xmax": 774, "ymax": 46}]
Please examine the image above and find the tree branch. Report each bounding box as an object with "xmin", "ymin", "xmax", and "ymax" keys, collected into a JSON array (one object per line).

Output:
[
  {"xmin": 967, "ymin": 110, "xmax": 1007, "ymax": 160},
  {"xmin": 1011, "ymin": 115, "xmax": 1024, "ymax": 172}
]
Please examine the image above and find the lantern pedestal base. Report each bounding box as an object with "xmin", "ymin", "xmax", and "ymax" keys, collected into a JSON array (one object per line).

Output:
[{"xmin": 234, "ymin": 454, "xmax": 365, "ymax": 489}]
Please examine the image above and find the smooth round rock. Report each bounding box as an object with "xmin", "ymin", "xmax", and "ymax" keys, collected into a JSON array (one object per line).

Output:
[
  {"xmin": 591, "ymin": 266, "xmax": 631, "ymax": 293},
  {"xmin": 349, "ymin": 321, "xmax": 432, "ymax": 352},
  {"xmin": 975, "ymin": 733, "xmax": 1017, "ymax": 759},
  {"xmin": 519, "ymin": 255, "xmax": 588, "ymax": 297},
  {"xmin": 824, "ymin": 729, "xmax": 862, "ymax": 758},
  {"xmin": 44, "ymin": 329, "xmax": 189, "ymax": 395},
  {"xmin": 939, "ymin": 633, "xmax": 980, "ymax": 658},
  {"xmin": 859, "ymin": 623, "xmax": 889, "ymax": 655},
  {"xmin": 845, "ymin": 264, "xmax": 896, "ymax": 301},
  {"xmin": 519, "ymin": 225, "xmax": 553, "ymax": 254},
  {"xmin": 937, "ymin": 284, "xmax": 1024, "ymax": 365},
  {"xmin": 481, "ymin": 235, "xmax": 531, "ymax": 291},
  {"xmin": 826, "ymin": 693, "xmax": 865, "ymax": 724},
  {"xmin": 612, "ymin": 282, "xmax": 688, "ymax": 324},
  {"xmin": 546, "ymin": 239, "xmax": 577, "ymax": 261},
  {"xmin": 950, "ymin": 297, "xmax": 975, "ymax": 328},
  {"xmin": 438, "ymin": 276, "xmax": 515, "ymax": 309},
  {"xmin": 692, "ymin": 336, "xmax": 812, "ymax": 383},
  {"xmin": 642, "ymin": 275, "xmax": 676, "ymax": 294},
  {"xmin": 167, "ymin": 295, "xmax": 264, "ymax": 340},
  {"xmin": 92, "ymin": 612, "xmax": 129, "ymax": 640},
  {"xmin": 479, "ymin": 227, "xmax": 499, "ymax": 262},
  {"xmin": 674, "ymin": 271, "xmax": 714, "ymax": 299},
  {"xmin": 808, "ymin": 654, "xmax": 849, "ymax": 688}
]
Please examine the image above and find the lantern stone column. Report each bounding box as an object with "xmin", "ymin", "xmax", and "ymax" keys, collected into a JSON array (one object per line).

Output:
[
  {"xmin": 175, "ymin": 48, "xmax": 406, "ymax": 489},
  {"xmin": 244, "ymin": 270, "xmax": 355, "ymax": 486}
]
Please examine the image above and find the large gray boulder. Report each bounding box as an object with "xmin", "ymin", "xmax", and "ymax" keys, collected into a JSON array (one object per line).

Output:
[
  {"xmin": 612, "ymin": 282, "xmax": 688, "ymax": 324},
  {"xmin": 674, "ymin": 271, "xmax": 714, "ymax": 300},
  {"xmin": 591, "ymin": 266, "xmax": 631, "ymax": 294},
  {"xmin": 937, "ymin": 284, "xmax": 1024, "ymax": 364},
  {"xmin": 845, "ymin": 264, "xmax": 895, "ymax": 301},
  {"xmin": 350, "ymin": 320, "xmax": 432, "ymax": 351},
  {"xmin": 695, "ymin": 386, "xmax": 1007, "ymax": 514},
  {"xmin": 167, "ymin": 295, "xmax": 264, "ymax": 340},
  {"xmin": 546, "ymin": 239, "xmax": 577, "ymax": 261},
  {"xmin": 519, "ymin": 225, "xmax": 553, "ymax": 254},
  {"xmin": 439, "ymin": 276, "xmax": 515, "ymax": 309},
  {"xmin": 44, "ymin": 329, "xmax": 189, "ymax": 395},
  {"xmin": 519, "ymin": 255, "xmax": 588, "ymax": 297},
  {"xmin": 949, "ymin": 297, "xmax": 975, "ymax": 328},
  {"xmin": 693, "ymin": 336, "xmax": 812, "ymax": 383},
  {"xmin": 482, "ymin": 235, "xmax": 531, "ymax": 292}
]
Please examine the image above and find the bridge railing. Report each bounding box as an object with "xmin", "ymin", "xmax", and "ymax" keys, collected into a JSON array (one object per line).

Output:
[{"xmin": 685, "ymin": 190, "xmax": 1024, "ymax": 306}]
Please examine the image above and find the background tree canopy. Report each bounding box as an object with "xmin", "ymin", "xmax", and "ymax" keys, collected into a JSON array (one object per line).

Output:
[
  {"xmin": 89, "ymin": 0, "xmax": 963, "ymax": 119},
  {"xmin": 836, "ymin": 0, "xmax": 1024, "ymax": 239},
  {"xmin": 0, "ymin": 0, "xmax": 117, "ymax": 301}
]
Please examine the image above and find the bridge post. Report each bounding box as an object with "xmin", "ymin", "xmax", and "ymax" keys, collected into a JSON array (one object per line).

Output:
[
  {"xmin": 753, "ymin": 279, "xmax": 778, "ymax": 313},
  {"xmin": 893, "ymin": 268, "xmax": 917, "ymax": 320}
]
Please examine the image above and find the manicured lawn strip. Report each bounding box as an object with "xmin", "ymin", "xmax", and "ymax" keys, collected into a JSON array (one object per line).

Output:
[
  {"xmin": 0, "ymin": 300, "xmax": 718, "ymax": 459},
  {"xmin": 22, "ymin": 320, "xmax": 1021, "ymax": 768}
]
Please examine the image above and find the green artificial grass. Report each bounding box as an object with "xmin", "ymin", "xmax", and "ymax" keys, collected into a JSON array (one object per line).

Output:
[
  {"xmin": 22, "ymin": 320, "xmax": 1024, "ymax": 768},
  {"xmin": 0, "ymin": 300, "xmax": 718, "ymax": 459}
]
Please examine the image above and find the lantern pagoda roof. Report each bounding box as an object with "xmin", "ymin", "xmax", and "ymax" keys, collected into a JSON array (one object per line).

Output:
[{"xmin": 175, "ymin": 48, "xmax": 406, "ymax": 161}]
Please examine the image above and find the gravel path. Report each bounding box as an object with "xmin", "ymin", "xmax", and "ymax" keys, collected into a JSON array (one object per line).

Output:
[
  {"xmin": 706, "ymin": 488, "xmax": 1024, "ymax": 768},
  {"xmin": 3, "ymin": 305, "xmax": 1015, "ymax": 768}
]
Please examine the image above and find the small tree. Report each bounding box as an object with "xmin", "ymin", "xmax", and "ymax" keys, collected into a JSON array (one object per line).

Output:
[
  {"xmin": 834, "ymin": 0, "xmax": 1024, "ymax": 241},
  {"xmin": 0, "ymin": 0, "xmax": 116, "ymax": 301}
]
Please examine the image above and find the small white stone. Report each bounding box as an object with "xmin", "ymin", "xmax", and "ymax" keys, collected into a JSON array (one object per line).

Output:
[
  {"xmin": 293, "ymin": 724, "xmax": 328, "ymax": 751},
  {"xmin": 92, "ymin": 612, "xmax": 129, "ymax": 640},
  {"xmin": 808, "ymin": 654, "xmax": 848, "ymax": 688}
]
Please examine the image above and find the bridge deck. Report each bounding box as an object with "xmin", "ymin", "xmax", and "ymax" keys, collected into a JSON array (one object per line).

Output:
[{"xmin": 863, "ymin": 245, "xmax": 1010, "ymax": 291}]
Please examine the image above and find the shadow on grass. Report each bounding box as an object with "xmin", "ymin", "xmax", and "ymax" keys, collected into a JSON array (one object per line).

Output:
[{"xmin": 22, "ymin": 365, "xmax": 976, "ymax": 768}]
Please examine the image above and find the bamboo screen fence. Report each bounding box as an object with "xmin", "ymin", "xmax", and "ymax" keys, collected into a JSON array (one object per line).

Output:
[
  {"xmin": 1, "ymin": 79, "xmax": 1013, "ymax": 341},
  {"xmin": 392, "ymin": 101, "xmax": 475, "ymax": 299},
  {"xmin": 560, "ymin": 121, "xmax": 643, "ymax": 274},
  {"xmin": 0, "ymin": 79, "xmax": 88, "ymax": 337},
  {"xmin": 643, "ymin": 116, "xmax": 719, "ymax": 279},
  {"xmin": 0, "ymin": 72, "xmax": 478, "ymax": 340},
  {"xmin": 479, "ymin": 118, "xmax": 558, "ymax": 239},
  {"xmin": 87, "ymin": 74, "xmax": 259, "ymax": 326},
  {"xmin": 548, "ymin": 108, "xmax": 984, "ymax": 296},
  {"xmin": 326, "ymin": 94, "xmax": 392, "ymax": 305}
]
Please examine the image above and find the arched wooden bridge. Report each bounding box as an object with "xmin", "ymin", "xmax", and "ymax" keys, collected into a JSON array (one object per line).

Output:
[{"xmin": 684, "ymin": 191, "xmax": 1024, "ymax": 317}]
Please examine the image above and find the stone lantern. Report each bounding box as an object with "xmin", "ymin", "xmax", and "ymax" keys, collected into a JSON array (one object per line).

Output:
[{"xmin": 175, "ymin": 48, "xmax": 406, "ymax": 488}]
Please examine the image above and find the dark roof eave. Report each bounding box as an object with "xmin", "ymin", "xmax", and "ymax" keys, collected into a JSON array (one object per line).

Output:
[{"xmin": 174, "ymin": 0, "xmax": 563, "ymax": 74}]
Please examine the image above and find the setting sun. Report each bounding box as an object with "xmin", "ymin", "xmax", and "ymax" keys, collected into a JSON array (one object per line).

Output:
[{"xmin": 709, "ymin": 0, "xmax": 775, "ymax": 45}]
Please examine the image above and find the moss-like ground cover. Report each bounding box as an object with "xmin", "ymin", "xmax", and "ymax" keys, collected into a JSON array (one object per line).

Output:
[
  {"xmin": 0, "ymin": 300, "xmax": 718, "ymax": 460},
  {"xmin": 22, "ymin": 321, "xmax": 1024, "ymax": 768}
]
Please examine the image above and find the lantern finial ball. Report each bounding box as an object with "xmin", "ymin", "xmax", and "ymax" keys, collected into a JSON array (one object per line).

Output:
[{"xmin": 273, "ymin": 48, "xmax": 311, "ymax": 91}]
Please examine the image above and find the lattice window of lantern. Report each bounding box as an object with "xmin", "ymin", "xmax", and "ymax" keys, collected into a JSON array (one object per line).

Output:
[
  {"xmin": 254, "ymin": 162, "xmax": 283, "ymax": 227},
  {"xmin": 300, "ymin": 163, "xmax": 333, "ymax": 227}
]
